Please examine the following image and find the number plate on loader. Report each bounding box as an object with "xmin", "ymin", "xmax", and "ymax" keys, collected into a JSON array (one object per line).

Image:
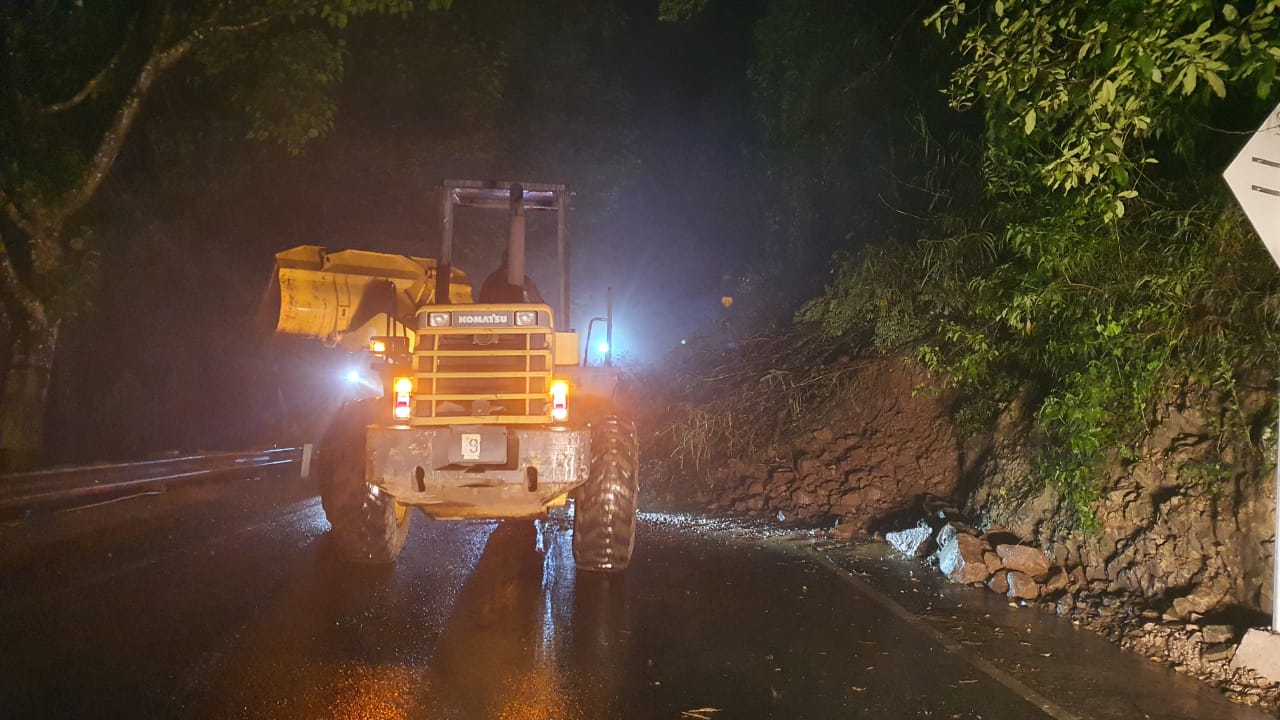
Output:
[
  {"xmin": 461, "ymin": 433, "xmax": 481, "ymax": 460},
  {"xmin": 447, "ymin": 426, "xmax": 508, "ymax": 465}
]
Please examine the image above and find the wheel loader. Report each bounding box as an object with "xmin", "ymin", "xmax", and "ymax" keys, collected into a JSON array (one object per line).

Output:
[{"xmin": 271, "ymin": 180, "xmax": 638, "ymax": 572}]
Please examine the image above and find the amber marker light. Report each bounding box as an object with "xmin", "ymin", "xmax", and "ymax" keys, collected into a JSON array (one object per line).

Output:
[
  {"xmin": 550, "ymin": 380, "xmax": 568, "ymax": 422},
  {"xmin": 393, "ymin": 377, "xmax": 413, "ymax": 419}
]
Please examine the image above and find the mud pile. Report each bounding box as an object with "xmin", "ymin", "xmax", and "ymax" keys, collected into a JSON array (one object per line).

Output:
[{"xmin": 650, "ymin": 358, "xmax": 961, "ymax": 534}]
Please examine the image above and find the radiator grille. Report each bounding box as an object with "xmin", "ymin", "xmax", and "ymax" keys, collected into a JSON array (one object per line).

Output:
[{"xmin": 411, "ymin": 329, "xmax": 552, "ymax": 424}]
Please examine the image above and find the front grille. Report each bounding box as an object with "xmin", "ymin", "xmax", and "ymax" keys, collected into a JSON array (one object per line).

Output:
[{"xmin": 411, "ymin": 328, "xmax": 552, "ymax": 424}]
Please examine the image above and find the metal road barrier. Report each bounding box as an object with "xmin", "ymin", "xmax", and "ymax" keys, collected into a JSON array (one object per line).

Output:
[{"xmin": 0, "ymin": 446, "xmax": 312, "ymax": 514}]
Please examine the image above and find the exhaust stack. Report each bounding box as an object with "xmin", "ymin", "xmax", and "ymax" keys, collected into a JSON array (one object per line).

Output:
[{"xmin": 508, "ymin": 184, "xmax": 525, "ymax": 290}]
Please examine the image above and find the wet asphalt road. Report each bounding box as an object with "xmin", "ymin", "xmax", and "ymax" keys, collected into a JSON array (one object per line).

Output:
[{"xmin": 0, "ymin": 478, "xmax": 1271, "ymax": 719}]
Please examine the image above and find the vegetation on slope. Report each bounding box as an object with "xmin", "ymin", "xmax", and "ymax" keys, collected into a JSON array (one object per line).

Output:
[
  {"xmin": 665, "ymin": 1, "xmax": 1280, "ymax": 529},
  {"xmin": 804, "ymin": 1, "xmax": 1280, "ymax": 526}
]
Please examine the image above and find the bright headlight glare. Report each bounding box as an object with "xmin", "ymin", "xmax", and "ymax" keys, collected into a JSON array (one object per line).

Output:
[
  {"xmin": 428, "ymin": 312, "xmax": 451, "ymax": 327},
  {"xmin": 370, "ymin": 339, "xmax": 387, "ymax": 354},
  {"xmin": 394, "ymin": 377, "xmax": 413, "ymax": 393},
  {"xmin": 393, "ymin": 405, "xmax": 412, "ymax": 419},
  {"xmin": 515, "ymin": 310, "xmax": 537, "ymax": 326}
]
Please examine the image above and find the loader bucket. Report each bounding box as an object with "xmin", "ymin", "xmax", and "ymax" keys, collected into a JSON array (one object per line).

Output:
[{"xmin": 273, "ymin": 245, "xmax": 472, "ymax": 346}]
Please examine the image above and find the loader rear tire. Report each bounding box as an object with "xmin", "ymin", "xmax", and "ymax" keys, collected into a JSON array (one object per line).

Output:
[
  {"xmin": 573, "ymin": 417, "xmax": 639, "ymax": 573},
  {"xmin": 318, "ymin": 399, "xmax": 410, "ymax": 564}
]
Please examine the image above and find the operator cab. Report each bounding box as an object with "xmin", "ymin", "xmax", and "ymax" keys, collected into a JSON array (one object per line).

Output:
[{"xmin": 477, "ymin": 250, "xmax": 544, "ymax": 304}]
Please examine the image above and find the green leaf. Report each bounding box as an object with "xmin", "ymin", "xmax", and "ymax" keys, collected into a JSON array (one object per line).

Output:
[
  {"xmin": 1259, "ymin": 59, "xmax": 1276, "ymax": 98},
  {"xmin": 1136, "ymin": 54, "xmax": 1154, "ymax": 80},
  {"xmin": 1024, "ymin": 107, "xmax": 1037, "ymax": 134},
  {"xmin": 1205, "ymin": 70, "xmax": 1226, "ymax": 98},
  {"xmin": 1223, "ymin": 4, "xmax": 1238, "ymax": 22}
]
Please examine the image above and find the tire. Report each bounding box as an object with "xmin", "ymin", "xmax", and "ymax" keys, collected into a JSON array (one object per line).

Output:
[
  {"xmin": 318, "ymin": 398, "xmax": 411, "ymax": 563},
  {"xmin": 573, "ymin": 416, "xmax": 639, "ymax": 573}
]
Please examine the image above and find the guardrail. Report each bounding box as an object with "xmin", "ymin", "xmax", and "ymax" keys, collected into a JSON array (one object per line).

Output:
[{"xmin": 0, "ymin": 446, "xmax": 311, "ymax": 514}]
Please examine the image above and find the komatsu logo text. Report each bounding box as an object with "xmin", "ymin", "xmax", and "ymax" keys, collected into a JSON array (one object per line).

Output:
[{"xmin": 454, "ymin": 312, "xmax": 512, "ymax": 327}]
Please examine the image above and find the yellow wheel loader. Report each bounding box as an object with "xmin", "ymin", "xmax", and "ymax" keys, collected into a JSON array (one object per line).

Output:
[{"xmin": 272, "ymin": 180, "xmax": 637, "ymax": 571}]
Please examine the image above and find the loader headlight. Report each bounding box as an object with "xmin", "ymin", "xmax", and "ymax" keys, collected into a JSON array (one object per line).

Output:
[
  {"xmin": 428, "ymin": 312, "xmax": 451, "ymax": 328},
  {"xmin": 515, "ymin": 310, "xmax": 538, "ymax": 327},
  {"xmin": 370, "ymin": 339, "xmax": 388, "ymax": 354}
]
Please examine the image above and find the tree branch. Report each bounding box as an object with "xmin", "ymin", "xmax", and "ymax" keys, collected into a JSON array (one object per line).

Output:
[
  {"xmin": 42, "ymin": 15, "xmax": 138, "ymax": 114},
  {"xmin": 0, "ymin": 189, "xmax": 35, "ymax": 237},
  {"xmin": 58, "ymin": 13, "xmax": 272, "ymax": 219},
  {"xmin": 0, "ymin": 232, "xmax": 47, "ymax": 327},
  {"xmin": 211, "ymin": 16, "xmax": 271, "ymax": 34}
]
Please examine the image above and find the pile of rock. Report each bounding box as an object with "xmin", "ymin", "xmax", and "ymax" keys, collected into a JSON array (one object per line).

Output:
[
  {"xmin": 884, "ymin": 502, "xmax": 1074, "ymax": 603},
  {"xmin": 877, "ymin": 499, "xmax": 1280, "ymax": 710}
]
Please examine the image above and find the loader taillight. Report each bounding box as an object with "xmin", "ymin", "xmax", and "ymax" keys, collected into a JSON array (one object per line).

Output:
[
  {"xmin": 550, "ymin": 379, "xmax": 568, "ymax": 422},
  {"xmin": 393, "ymin": 377, "xmax": 413, "ymax": 420}
]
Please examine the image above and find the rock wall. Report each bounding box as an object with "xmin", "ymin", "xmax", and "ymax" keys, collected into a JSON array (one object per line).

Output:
[{"xmin": 966, "ymin": 395, "xmax": 1276, "ymax": 619}]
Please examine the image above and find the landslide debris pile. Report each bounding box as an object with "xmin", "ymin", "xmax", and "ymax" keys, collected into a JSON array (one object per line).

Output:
[
  {"xmin": 639, "ymin": 331, "xmax": 960, "ymax": 535},
  {"xmin": 886, "ymin": 499, "xmax": 1065, "ymax": 602}
]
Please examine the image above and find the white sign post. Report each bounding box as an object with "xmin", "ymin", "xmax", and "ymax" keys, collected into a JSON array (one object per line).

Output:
[{"xmin": 1224, "ymin": 102, "xmax": 1280, "ymax": 681}]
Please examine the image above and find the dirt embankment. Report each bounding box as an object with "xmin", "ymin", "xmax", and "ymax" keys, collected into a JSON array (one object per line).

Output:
[{"xmin": 649, "ymin": 359, "xmax": 962, "ymax": 532}]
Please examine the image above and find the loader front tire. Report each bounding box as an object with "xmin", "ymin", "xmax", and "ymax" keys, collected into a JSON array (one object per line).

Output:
[
  {"xmin": 573, "ymin": 417, "xmax": 639, "ymax": 573},
  {"xmin": 318, "ymin": 399, "xmax": 410, "ymax": 564}
]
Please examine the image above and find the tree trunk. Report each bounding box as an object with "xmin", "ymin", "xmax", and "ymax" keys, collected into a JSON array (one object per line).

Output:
[{"xmin": 0, "ymin": 318, "xmax": 59, "ymax": 471}]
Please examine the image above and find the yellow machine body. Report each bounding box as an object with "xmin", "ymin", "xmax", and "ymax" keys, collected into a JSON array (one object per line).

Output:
[
  {"xmin": 272, "ymin": 182, "xmax": 622, "ymax": 522},
  {"xmin": 274, "ymin": 245, "xmax": 473, "ymax": 352}
]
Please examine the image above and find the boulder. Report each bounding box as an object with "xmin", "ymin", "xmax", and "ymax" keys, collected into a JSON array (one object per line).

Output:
[
  {"xmin": 934, "ymin": 521, "xmax": 978, "ymax": 554},
  {"xmin": 996, "ymin": 544, "xmax": 1052, "ymax": 579},
  {"xmin": 982, "ymin": 551, "xmax": 1004, "ymax": 575},
  {"xmin": 987, "ymin": 571, "xmax": 1010, "ymax": 594},
  {"xmin": 935, "ymin": 522, "xmax": 957, "ymax": 550},
  {"xmin": 886, "ymin": 523, "xmax": 933, "ymax": 557},
  {"xmin": 939, "ymin": 532, "xmax": 991, "ymax": 584},
  {"xmin": 1006, "ymin": 570, "xmax": 1040, "ymax": 600}
]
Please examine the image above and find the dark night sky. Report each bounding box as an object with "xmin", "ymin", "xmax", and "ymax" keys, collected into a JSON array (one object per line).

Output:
[{"xmin": 44, "ymin": 0, "xmax": 774, "ymax": 462}]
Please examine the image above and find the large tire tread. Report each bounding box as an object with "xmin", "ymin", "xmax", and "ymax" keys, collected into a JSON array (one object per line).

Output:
[
  {"xmin": 573, "ymin": 416, "xmax": 639, "ymax": 573},
  {"xmin": 318, "ymin": 399, "xmax": 410, "ymax": 564}
]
